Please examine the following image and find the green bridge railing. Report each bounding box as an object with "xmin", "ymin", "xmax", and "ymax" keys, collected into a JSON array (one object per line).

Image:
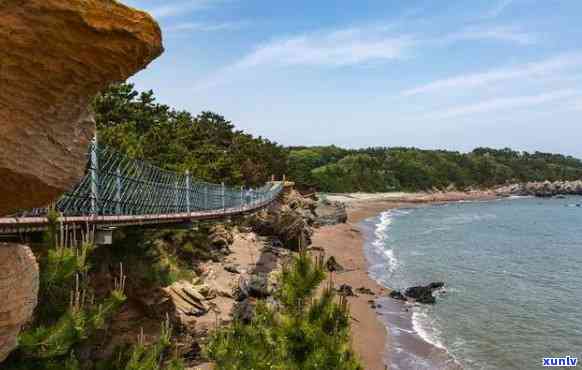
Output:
[{"xmin": 22, "ymin": 138, "xmax": 283, "ymax": 217}]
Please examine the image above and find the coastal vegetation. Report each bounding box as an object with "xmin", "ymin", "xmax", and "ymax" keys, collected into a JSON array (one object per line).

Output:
[
  {"xmin": 207, "ymin": 251, "xmax": 362, "ymax": 370},
  {"xmin": 96, "ymin": 84, "xmax": 582, "ymax": 194},
  {"xmin": 3, "ymin": 211, "xmax": 185, "ymax": 370},
  {"xmin": 94, "ymin": 84, "xmax": 287, "ymax": 186},
  {"xmin": 288, "ymin": 146, "xmax": 582, "ymax": 192}
]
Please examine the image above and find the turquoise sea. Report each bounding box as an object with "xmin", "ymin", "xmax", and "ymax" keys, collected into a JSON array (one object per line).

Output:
[{"xmin": 363, "ymin": 196, "xmax": 582, "ymax": 369}]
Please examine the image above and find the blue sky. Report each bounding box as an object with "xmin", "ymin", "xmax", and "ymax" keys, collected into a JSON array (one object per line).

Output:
[{"xmin": 123, "ymin": 0, "xmax": 582, "ymax": 157}]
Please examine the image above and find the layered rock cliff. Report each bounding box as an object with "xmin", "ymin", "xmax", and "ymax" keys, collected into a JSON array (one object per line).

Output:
[
  {"xmin": 0, "ymin": 0, "xmax": 163, "ymax": 363},
  {"xmin": 0, "ymin": 244, "xmax": 39, "ymax": 362},
  {"xmin": 0, "ymin": 0, "xmax": 164, "ymax": 215}
]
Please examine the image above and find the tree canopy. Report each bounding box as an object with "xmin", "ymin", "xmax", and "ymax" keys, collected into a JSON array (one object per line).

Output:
[
  {"xmin": 94, "ymin": 83, "xmax": 287, "ymax": 186},
  {"xmin": 93, "ymin": 84, "xmax": 582, "ymax": 193}
]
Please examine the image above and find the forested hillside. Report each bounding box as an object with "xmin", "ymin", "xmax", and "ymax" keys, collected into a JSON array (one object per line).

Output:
[
  {"xmin": 94, "ymin": 84, "xmax": 287, "ymax": 186},
  {"xmin": 95, "ymin": 84, "xmax": 582, "ymax": 193},
  {"xmin": 288, "ymin": 146, "xmax": 582, "ymax": 192}
]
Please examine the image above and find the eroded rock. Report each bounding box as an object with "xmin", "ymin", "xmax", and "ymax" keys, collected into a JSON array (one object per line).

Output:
[
  {"xmin": 404, "ymin": 282, "xmax": 445, "ymax": 304},
  {"xmin": 0, "ymin": 0, "xmax": 163, "ymax": 215},
  {"xmin": 0, "ymin": 244, "xmax": 39, "ymax": 362}
]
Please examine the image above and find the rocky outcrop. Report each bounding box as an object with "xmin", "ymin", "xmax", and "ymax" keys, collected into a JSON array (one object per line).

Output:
[
  {"xmin": 0, "ymin": 0, "xmax": 163, "ymax": 363},
  {"xmin": 404, "ymin": 282, "xmax": 445, "ymax": 304},
  {"xmin": 312, "ymin": 200, "xmax": 348, "ymax": 226},
  {"xmin": 0, "ymin": 244, "xmax": 39, "ymax": 362},
  {"xmin": 496, "ymin": 181, "xmax": 582, "ymax": 198},
  {"xmin": 250, "ymin": 203, "xmax": 313, "ymax": 250},
  {"xmin": 162, "ymin": 281, "xmax": 216, "ymax": 329},
  {"xmin": 0, "ymin": 0, "xmax": 163, "ymax": 215},
  {"xmin": 390, "ymin": 282, "xmax": 445, "ymax": 304}
]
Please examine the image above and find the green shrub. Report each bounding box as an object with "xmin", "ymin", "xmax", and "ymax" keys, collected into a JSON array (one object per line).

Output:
[{"xmin": 206, "ymin": 252, "xmax": 362, "ymax": 370}]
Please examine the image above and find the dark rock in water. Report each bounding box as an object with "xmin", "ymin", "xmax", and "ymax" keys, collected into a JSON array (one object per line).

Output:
[
  {"xmin": 404, "ymin": 282, "xmax": 445, "ymax": 304},
  {"xmin": 427, "ymin": 282, "xmax": 445, "ymax": 290},
  {"xmin": 356, "ymin": 286, "xmax": 375, "ymax": 295},
  {"xmin": 337, "ymin": 284, "xmax": 355, "ymax": 296},
  {"xmin": 326, "ymin": 256, "xmax": 344, "ymax": 272},
  {"xmin": 389, "ymin": 290, "xmax": 407, "ymax": 301}
]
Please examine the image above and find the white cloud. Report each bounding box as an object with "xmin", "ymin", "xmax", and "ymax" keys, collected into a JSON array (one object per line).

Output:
[
  {"xmin": 423, "ymin": 89, "xmax": 578, "ymax": 120},
  {"xmin": 401, "ymin": 53, "xmax": 582, "ymax": 96},
  {"xmin": 234, "ymin": 28, "xmax": 415, "ymax": 68},
  {"xmin": 192, "ymin": 23, "xmax": 541, "ymax": 91},
  {"xmin": 442, "ymin": 26, "xmax": 536, "ymax": 45},
  {"xmin": 231, "ymin": 24, "xmax": 533, "ymax": 69}
]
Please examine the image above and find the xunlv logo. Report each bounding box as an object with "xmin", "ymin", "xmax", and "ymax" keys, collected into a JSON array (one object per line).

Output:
[{"xmin": 543, "ymin": 357, "xmax": 578, "ymax": 367}]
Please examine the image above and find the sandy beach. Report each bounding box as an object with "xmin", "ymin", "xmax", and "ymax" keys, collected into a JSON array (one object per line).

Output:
[{"xmin": 313, "ymin": 192, "xmax": 500, "ymax": 370}]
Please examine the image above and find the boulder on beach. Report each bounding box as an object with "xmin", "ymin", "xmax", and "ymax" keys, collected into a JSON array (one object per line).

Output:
[{"xmin": 337, "ymin": 284, "xmax": 355, "ymax": 296}]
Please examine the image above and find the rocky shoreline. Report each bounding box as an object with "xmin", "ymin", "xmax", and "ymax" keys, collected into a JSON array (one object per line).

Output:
[{"xmin": 495, "ymin": 180, "xmax": 582, "ymax": 197}]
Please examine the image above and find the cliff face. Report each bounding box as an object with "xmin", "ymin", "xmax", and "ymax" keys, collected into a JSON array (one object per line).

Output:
[
  {"xmin": 0, "ymin": 244, "xmax": 39, "ymax": 362},
  {"xmin": 0, "ymin": 0, "xmax": 164, "ymax": 215},
  {"xmin": 0, "ymin": 0, "xmax": 164, "ymax": 362}
]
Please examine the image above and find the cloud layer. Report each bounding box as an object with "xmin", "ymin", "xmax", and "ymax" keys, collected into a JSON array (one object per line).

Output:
[
  {"xmin": 232, "ymin": 25, "xmax": 536, "ymax": 69},
  {"xmin": 424, "ymin": 89, "xmax": 578, "ymax": 120},
  {"xmin": 401, "ymin": 53, "xmax": 582, "ymax": 96}
]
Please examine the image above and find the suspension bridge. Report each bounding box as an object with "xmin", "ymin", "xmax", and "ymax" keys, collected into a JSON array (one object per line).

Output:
[{"xmin": 0, "ymin": 138, "xmax": 284, "ymax": 235}]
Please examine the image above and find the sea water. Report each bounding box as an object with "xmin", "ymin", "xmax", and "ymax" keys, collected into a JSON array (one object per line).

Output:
[{"xmin": 364, "ymin": 196, "xmax": 582, "ymax": 369}]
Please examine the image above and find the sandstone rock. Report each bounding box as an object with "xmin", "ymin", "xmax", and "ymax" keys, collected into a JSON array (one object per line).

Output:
[
  {"xmin": 224, "ymin": 264, "xmax": 241, "ymax": 274},
  {"xmin": 313, "ymin": 201, "xmax": 348, "ymax": 226},
  {"xmin": 0, "ymin": 0, "xmax": 163, "ymax": 215},
  {"xmin": 163, "ymin": 281, "xmax": 210, "ymax": 327},
  {"xmin": 209, "ymin": 225, "xmax": 234, "ymax": 249},
  {"xmin": 0, "ymin": 244, "xmax": 39, "ymax": 362}
]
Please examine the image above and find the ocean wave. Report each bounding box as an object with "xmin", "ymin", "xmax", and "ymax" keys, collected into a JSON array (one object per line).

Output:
[
  {"xmin": 371, "ymin": 211, "xmax": 399, "ymax": 274},
  {"xmin": 412, "ymin": 307, "xmax": 447, "ymax": 350}
]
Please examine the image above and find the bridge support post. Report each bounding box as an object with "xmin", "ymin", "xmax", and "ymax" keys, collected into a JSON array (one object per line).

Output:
[
  {"xmin": 221, "ymin": 182, "xmax": 225, "ymax": 210},
  {"xmin": 240, "ymin": 186, "xmax": 244, "ymax": 210},
  {"xmin": 90, "ymin": 136, "xmax": 99, "ymax": 216},
  {"xmin": 204, "ymin": 186, "xmax": 208, "ymax": 210},
  {"xmin": 174, "ymin": 180, "xmax": 179, "ymax": 213},
  {"xmin": 185, "ymin": 171, "xmax": 191, "ymax": 214},
  {"xmin": 115, "ymin": 168, "xmax": 122, "ymax": 215}
]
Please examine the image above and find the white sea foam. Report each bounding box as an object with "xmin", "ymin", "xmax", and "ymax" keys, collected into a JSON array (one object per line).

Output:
[
  {"xmin": 412, "ymin": 307, "xmax": 447, "ymax": 350},
  {"xmin": 371, "ymin": 211, "xmax": 399, "ymax": 274}
]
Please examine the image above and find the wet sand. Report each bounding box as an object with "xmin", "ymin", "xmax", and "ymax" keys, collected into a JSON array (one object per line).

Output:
[{"xmin": 313, "ymin": 193, "xmax": 498, "ymax": 369}]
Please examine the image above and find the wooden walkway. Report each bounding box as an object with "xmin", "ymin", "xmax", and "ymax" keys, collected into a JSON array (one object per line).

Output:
[{"xmin": 0, "ymin": 197, "xmax": 277, "ymax": 234}]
